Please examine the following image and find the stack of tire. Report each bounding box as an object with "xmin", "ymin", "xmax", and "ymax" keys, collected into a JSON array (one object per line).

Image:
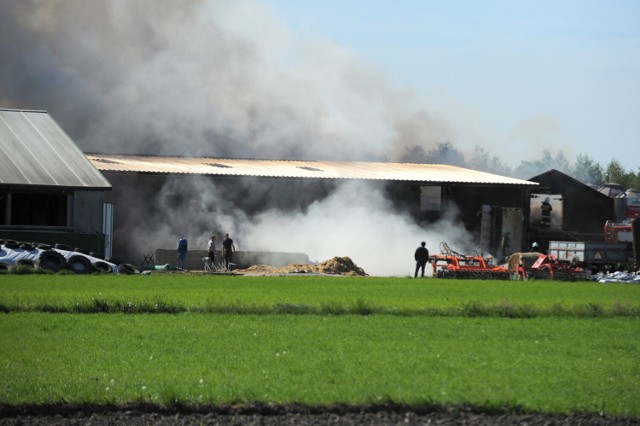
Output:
[{"xmin": 0, "ymin": 240, "xmax": 140, "ymax": 274}]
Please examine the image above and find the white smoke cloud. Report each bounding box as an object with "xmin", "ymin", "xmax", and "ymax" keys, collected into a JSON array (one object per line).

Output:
[{"xmin": 114, "ymin": 175, "xmax": 475, "ymax": 276}]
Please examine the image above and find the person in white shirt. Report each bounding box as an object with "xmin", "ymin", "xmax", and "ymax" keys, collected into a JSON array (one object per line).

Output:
[{"xmin": 207, "ymin": 235, "xmax": 216, "ymax": 264}]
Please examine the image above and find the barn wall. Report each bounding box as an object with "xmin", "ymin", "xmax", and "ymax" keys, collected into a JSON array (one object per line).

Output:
[
  {"xmin": 0, "ymin": 186, "xmax": 108, "ymax": 254},
  {"xmin": 73, "ymin": 190, "xmax": 105, "ymax": 233}
]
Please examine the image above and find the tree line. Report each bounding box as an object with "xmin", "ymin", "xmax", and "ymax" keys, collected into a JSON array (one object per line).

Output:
[{"xmin": 399, "ymin": 142, "xmax": 640, "ymax": 191}]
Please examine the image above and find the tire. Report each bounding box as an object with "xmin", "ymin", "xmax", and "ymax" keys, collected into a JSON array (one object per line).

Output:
[
  {"xmin": 37, "ymin": 250, "xmax": 67, "ymax": 272},
  {"xmin": 20, "ymin": 242, "xmax": 35, "ymax": 251},
  {"xmin": 105, "ymin": 256, "xmax": 123, "ymax": 265},
  {"xmin": 67, "ymin": 255, "xmax": 92, "ymax": 274},
  {"xmin": 3, "ymin": 240, "xmax": 19, "ymax": 249},
  {"xmin": 36, "ymin": 244, "xmax": 53, "ymax": 250},
  {"xmin": 74, "ymin": 247, "xmax": 90, "ymax": 255},
  {"xmin": 0, "ymin": 262, "xmax": 10, "ymax": 271},
  {"xmin": 89, "ymin": 252, "xmax": 104, "ymax": 260},
  {"xmin": 55, "ymin": 243, "xmax": 72, "ymax": 251},
  {"xmin": 117, "ymin": 263, "xmax": 142, "ymax": 275},
  {"xmin": 16, "ymin": 259, "xmax": 35, "ymax": 267},
  {"xmin": 92, "ymin": 261, "xmax": 113, "ymax": 273}
]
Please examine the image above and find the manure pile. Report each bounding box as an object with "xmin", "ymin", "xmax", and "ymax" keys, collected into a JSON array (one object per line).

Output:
[{"xmin": 237, "ymin": 256, "xmax": 367, "ymax": 276}]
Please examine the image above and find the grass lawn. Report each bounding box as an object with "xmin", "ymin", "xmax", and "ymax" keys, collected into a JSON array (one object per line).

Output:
[{"xmin": 0, "ymin": 274, "xmax": 638, "ymax": 416}]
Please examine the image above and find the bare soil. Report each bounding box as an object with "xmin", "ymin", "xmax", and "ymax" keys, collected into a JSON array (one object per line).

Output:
[{"xmin": 1, "ymin": 403, "xmax": 637, "ymax": 426}]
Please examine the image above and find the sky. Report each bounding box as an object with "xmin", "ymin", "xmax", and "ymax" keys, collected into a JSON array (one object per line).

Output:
[{"xmin": 264, "ymin": 0, "xmax": 640, "ymax": 171}]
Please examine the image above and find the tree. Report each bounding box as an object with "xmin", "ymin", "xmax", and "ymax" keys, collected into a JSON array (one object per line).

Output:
[
  {"xmin": 467, "ymin": 146, "xmax": 514, "ymax": 176},
  {"xmin": 572, "ymin": 154, "xmax": 604, "ymax": 186},
  {"xmin": 425, "ymin": 141, "xmax": 466, "ymax": 167},
  {"xmin": 513, "ymin": 149, "xmax": 572, "ymax": 179},
  {"xmin": 604, "ymin": 160, "xmax": 626, "ymax": 184},
  {"xmin": 398, "ymin": 145, "xmax": 429, "ymax": 164}
]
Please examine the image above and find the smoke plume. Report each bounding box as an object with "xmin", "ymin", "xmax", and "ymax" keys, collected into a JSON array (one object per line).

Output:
[
  {"xmin": 1, "ymin": 0, "xmax": 477, "ymax": 275},
  {"xmin": 0, "ymin": 0, "xmax": 451, "ymax": 160}
]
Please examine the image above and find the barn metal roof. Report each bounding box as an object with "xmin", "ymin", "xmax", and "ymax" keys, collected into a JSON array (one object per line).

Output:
[
  {"xmin": 0, "ymin": 109, "xmax": 111, "ymax": 189},
  {"xmin": 88, "ymin": 153, "xmax": 537, "ymax": 187}
]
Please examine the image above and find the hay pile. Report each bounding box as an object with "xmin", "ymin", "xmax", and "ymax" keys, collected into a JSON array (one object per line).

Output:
[{"xmin": 237, "ymin": 256, "xmax": 367, "ymax": 276}]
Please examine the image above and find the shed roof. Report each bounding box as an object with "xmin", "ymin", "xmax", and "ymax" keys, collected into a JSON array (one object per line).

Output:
[
  {"xmin": 88, "ymin": 154, "xmax": 537, "ymax": 187},
  {"xmin": 0, "ymin": 109, "xmax": 111, "ymax": 189}
]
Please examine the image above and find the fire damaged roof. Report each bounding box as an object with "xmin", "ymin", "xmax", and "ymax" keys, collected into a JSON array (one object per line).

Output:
[
  {"xmin": 87, "ymin": 154, "xmax": 537, "ymax": 187},
  {"xmin": 0, "ymin": 109, "xmax": 111, "ymax": 189}
]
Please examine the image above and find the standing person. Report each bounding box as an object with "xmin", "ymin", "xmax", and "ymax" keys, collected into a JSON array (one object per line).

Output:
[
  {"xmin": 177, "ymin": 238, "xmax": 188, "ymax": 269},
  {"xmin": 540, "ymin": 197, "xmax": 553, "ymax": 228},
  {"xmin": 207, "ymin": 235, "xmax": 216, "ymax": 264},
  {"xmin": 414, "ymin": 241, "xmax": 430, "ymax": 278},
  {"xmin": 222, "ymin": 232, "xmax": 235, "ymax": 270}
]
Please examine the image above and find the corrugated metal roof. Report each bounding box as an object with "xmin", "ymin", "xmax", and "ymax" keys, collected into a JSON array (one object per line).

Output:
[
  {"xmin": 88, "ymin": 154, "xmax": 538, "ymax": 187},
  {"xmin": 0, "ymin": 109, "xmax": 111, "ymax": 189}
]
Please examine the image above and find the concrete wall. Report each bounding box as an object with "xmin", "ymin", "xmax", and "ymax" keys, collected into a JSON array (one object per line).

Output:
[{"xmin": 153, "ymin": 249, "xmax": 309, "ymax": 270}]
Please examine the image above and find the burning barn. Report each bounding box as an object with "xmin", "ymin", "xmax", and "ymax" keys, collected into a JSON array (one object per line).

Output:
[
  {"xmin": 88, "ymin": 154, "xmax": 537, "ymax": 274},
  {"xmin": 528, "ymin": 169, "xmax": 616, "ymax": 250},
  {"xmin": 0, "ymin": 109, "xmax": 112, "ymax": 254}
]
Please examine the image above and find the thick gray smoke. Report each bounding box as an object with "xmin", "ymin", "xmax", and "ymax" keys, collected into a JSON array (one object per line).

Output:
[
  {"xmin": 0, "ymin": 0, "xmax": 451, "ymax": 160},
  {"xmin": 1, "ymin": 0, "xmax": 475, "ymax": 275}
]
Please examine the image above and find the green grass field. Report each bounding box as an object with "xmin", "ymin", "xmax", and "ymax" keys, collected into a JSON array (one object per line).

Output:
[{"xmin": 0, "ymin": 274, "xmax": 639, "ymax": 416}]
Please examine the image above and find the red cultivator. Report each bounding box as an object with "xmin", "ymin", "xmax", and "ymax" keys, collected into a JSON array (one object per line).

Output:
[
  {"xmin": 507, "ymin": 252, "xmax": 587, "ymax": 281},
  {"xmin": 430, "ymin": 242, "xmax": 510, "ymax": 280}
]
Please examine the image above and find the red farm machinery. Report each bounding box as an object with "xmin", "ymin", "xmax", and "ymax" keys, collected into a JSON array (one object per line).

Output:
[
  {"xmin": 430, "ymin": 242, "xmax": 510, "ymax": 279},
  {"xmin": 507, "ymin": 252, "xmax": 588, "ymax": 281}
]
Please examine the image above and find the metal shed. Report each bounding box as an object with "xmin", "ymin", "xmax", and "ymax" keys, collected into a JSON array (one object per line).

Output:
[{"xmin": 0, "ymin": 109, "xmax": 112, "ymax": 254}]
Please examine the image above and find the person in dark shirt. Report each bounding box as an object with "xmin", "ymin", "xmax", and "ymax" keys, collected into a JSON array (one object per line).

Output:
[
  {"xmin": 222, "ymin": 233, "xmax": 235, "ymax": 270},
  {"xmin": 414, "ymin": 241, "xmax": 430, "ymax": 278}
]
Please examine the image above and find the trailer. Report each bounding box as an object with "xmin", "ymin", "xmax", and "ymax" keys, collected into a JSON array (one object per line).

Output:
[{"xmin": 548, "ymin": 240, "xmax": 632, "ymax": 273}]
